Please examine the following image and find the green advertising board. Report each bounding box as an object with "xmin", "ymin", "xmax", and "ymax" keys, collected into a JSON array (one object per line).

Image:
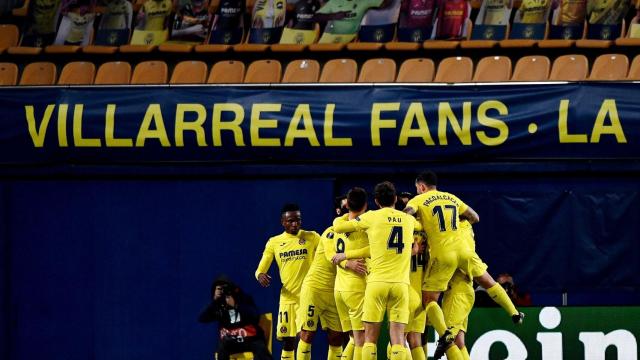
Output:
[{"xmin": 379, "ymin": 307, "xmax": 639, "ymax": 359}]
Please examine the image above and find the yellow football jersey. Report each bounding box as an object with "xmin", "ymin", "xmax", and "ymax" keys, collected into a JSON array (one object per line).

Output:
[
  {"xmin": 141, "ymin": 0, "xmax": 172, "ymax": 31},
  {"xmin": 518, "ymin": 0, "xmax": 552, "ymax": 23},
  {"xmin": 407, "ymin": 190, "xmax": 469, "ymax": 253},
  {"xmin": 303, "ymin": 227, "xmax": 338, "ymax": 292},
  {"xmin": 333, "ymin": 207, "xmax": 416, "ymax": 284},
  {"xmin": 459, "ymin": 219, "xmax": 476, "ymax": 250},
  {"xmin": 481, "ymin": 0, "xmax": 510, "ymax": 25},
  {"xmin": 334, "ymin": 215, "xmax": 369, "ymax": 292},
  {"xmin": 255, "ymin": 229, "xmax": 320, "ymax": 304},
  {"xmin": 409, "ymin": 230, "xmax": 427, "ymax": 293}
]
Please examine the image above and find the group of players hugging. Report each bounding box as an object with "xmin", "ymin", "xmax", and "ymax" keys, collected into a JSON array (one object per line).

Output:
[{"xmin": 255, "ymin": 171, "xmax": 524, "ymax": 360}]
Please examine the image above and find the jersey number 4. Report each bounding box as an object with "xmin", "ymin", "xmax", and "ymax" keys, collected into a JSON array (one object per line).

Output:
[
  {"xmin": 432, "ymin": 205, "xmax": 458, "ymax": 232},
  {"xmin": 387, "ymin": 226, "xmax": 404, "ymax": 254}
]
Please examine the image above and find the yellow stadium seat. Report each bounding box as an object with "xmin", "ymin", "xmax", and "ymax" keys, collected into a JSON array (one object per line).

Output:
[
  {"xmin": 244, "ymin": 60, "xmax": 282, "ymax": 83},
  {"xmin": 131, "ymin": 61, "xmax": 168, "ymax": 84},
  {"xmin": 208, "ymin": 61, "xmax": 245, "ymax": 84},
  {"xmin": 58, "ymin": 62, "xmax": 96, "ymax": 85},
  {"xmin": 434, "ymin": 57, "xmax": 473, "ymax": 83},
  {"xmin": 170, "ymin": 61, "xmax": 208, "ymax": 84},
  {"xmin": 473, "ymin": 56, "xmax": 512, "ymax": 82},
  {"xmin": 627, "ymin": 55, "xmax": 640, "ymax": 80},
  {"xmin": 282, "ymin": 60, "xmax": 320, "ymax": 83},
  {"xmin": 19, "ymin": 62, "xmax": 57, "ymax": 85},
  {"xmin": 549, "ymin": 55, "xmax": 588, "ymax": 81},
  {"xmin": 588, "ymin": 54, "xmax": 629, "ymax": 81},
  {"xmin": 319, "ymin": 59, "xmax": 357, "ymax": 83},
  {"xmin": 0, "ymin": 24, "xmax": 19, "ymax": 53},
  {"xmin": 358, "ymin": 58, "xmax": 396, "ymax": 83},
  {"xmin": 511, "ymin": 55, "xmax": 550, "ymax": 81},
  {"xmin": 0, "ymin": 63, "xmax": 18, "ymax": 86},
  {"xmin": 396, "ymin": 58, "xmax": 435, "ymax": 83},
  {"xmin": 95, "ymin": 61, "xmax": 132, "ymax": 85}
]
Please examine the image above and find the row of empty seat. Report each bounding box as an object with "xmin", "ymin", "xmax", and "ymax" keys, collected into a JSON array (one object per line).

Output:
[{"xmin": 2, "ymin": 54, "xmax": 639, "ymax": 86}]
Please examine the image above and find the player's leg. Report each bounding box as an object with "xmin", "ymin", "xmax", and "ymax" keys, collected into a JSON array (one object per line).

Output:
[
  {"xmin": 466, "ymin": 251, "xmax": 523, "ymax": 323},
  {"xmin": 422, "ymin": 251, "xmax": 457, "ymax": 338},
  {"xmin": 276, "ymin": 302, "xmax": 298, "ymax": 360},
  {"xmin": 423, "ymin": 251, "xmax": 460, "ymax": 359},
  {"xmin": 440, "ymin": 272, "xmax": 474, "ymax": 360},
  {"xmin": 406, "ymin": 288, "xmax": 426, "ymax": 360},
  {"xmin": 407, "ymin": 333, "xmax": 425, "ymax": 360},
  {"xmin": 344, "ymin": 291, "xmax": 366, "ymax": 360},
  {"xmin": 455, "ymin": 332, "xmax": 470, "ymax": 360},
  {"xmin": 387, "ymin": 283, "xmax": 410, "ymax": 360},
  {"xmin": 361, "ymin": 283, "xmax": 387, "ymax": 360},
  {"xmin": 342, "ymin": 334, "xmax": 355, "ymax": 360},
  {"xmin": 326, "ymin": 330, "xmax": 344, "ymax": 360},
  {"xmin": 297, "ymin": 285, "xmax": 319, "ymax": 360},
  {"xmin": 320, "ymin": 290, "xmax": 346, "ymax": 360}
]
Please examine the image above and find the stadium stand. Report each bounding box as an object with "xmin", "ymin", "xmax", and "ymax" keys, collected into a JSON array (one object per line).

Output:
[
  {"xmin": 19, "ymin": 61, "xmax": 57, "ymax": 85},
  {"xmin": 0, "ymin": 62, "xmax": 18, "ymax": 85},
  {"xmin": 627, "ymin": 54, "xmax": 640, "ymax": 80},
  {"xmin": 58, "ymin": 61, "xmax": 96, "ymax": 85},
  {"xmin": 94, "ymin": 61, "xmax": 132, "ymax": 85},
  {"xmin": 319, "ymin": 59, "xmax": 357, "ymax": 83},
  {"xmin": 589, "ymin": 53, "xmax": 629, "ymax": 80},
  {"xmin": 207, "ymin": 60, "xmax": 246, "ymax": 84},
  {"xmin": 169, "ymin": 60, "xmax": 208, "ymax": 84},
  {"xmin": 131, "ymin": 60, "xmax": 169, "ymax": 84},
  {"xmin": 281, "ymin": 60, "xmax": 320, "ymax": 83},
  {"xmin": 396, "ymin": 58, "xmax": 435, "ymax": 83},
  {"xmin": 511, "ymin": 55, "xmax": 551, "ymax": 81},
  {"xmin": 549, "ymin": 54, "xmax": 589, "ymax": 81},
  {"xmin": 357, "ymin": 58, "xmax": 397, "ymax": 83},
  {"xmin": 0, "ymin": 24, "xmax": 19, "ymax": 53},
  {"xmin": 434, "ymin": 56, "xmax": 474, "ymax": 82},
  {"xmin": 472, "ymin": 55, "xmax": 512, "ymax": 82},
  {"xmin": 244, "ymin": 59, "xmax": 282, "ymax": 83}
]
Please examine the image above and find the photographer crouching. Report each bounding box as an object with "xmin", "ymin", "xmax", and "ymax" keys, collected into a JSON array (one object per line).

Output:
[{"xmin": 198, "ymin": 277, "xmax": 272, "ymax": 360}]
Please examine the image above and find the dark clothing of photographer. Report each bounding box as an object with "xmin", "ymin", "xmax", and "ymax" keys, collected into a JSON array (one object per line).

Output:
[{"xmin": 198, "ymin": 279, "xmax": 272, "ymax": 360}]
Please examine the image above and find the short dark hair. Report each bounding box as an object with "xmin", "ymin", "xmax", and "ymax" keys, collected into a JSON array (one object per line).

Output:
[
  {"xmin": 416, "ymin": 171, "xmax": 438, "ymax": 186},
  {"xmin": 399, "ymin": 191, "xmax": 413, "ymax": 199},
  {"xmin": 347, "ymin": 187, "xmax": 367, "ymax": 211},
  {"xmin": 281, "ymin": 203, "xmax": 300, "ymax": 216},
  {"xmin": 374, "ymin": 181, "xmax": 396, "ymax": 207}
]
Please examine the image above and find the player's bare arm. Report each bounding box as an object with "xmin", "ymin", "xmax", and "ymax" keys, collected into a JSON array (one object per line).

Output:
[
  {"xmin": 403, "ymin": 206, "xmax": 417, "ymax": 216},
  {"xmin": 460, "ymin": 207, "xmax": 480, "ymax": 224}
]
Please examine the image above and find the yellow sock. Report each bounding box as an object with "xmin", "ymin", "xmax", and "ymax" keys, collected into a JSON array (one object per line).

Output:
[
  {"xmin": 425, "ymin": 302, "xmax": 447, "ymax": 336},
  {"xmin": 389, "ymin": 344, "xmax": 406, "ymax": 360},
  {"xmin": 281, "ymin": 349, "xmax": 295, "ymax": 360},
  {"xmin": 362, "ymin": 342, "xmax": 377, "ymax": 360},
  {"xmin": 460, "ymin": 346, "xmax": 470, "ymax": 360},
  {"xmin": 386, "ymin": 342, "xmax": 392, "ymax": 359},
  {"xmin": 296, "ymin": 340, "xmax": 312, "ymax": 360},
  {"xmin": 329, "ymin": 345, "xmax": 343, "ymax": 360},
  {"xmin": 487, "ymin": 283, "xmax": 519, "ymax": 316},
  {"xmin": 342, "ymin": 338, "xmax": 355, "ymax": 360},
  {"xmin": 445, "ymin": 346, "xmax": 464, "ymax": 360},
  {"xmin": 353, "ymin": 346, "xmax": 362, "ymax": 360},
  {"xmin": 411, "ymin": 346, "xmax": 426, "ymax": 360},
  {"xmin": 405, "ymin": 345, "xmax": 413, "ymax": 360}
]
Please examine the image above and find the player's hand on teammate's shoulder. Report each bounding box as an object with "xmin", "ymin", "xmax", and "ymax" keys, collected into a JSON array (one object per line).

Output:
[
  {"xmin": 257, "ymin": 273, "xmax": 271, "ymax": 287},
  {"xmin": 345, "ymin": 259, "xmax": 367, "ymax": 276}
]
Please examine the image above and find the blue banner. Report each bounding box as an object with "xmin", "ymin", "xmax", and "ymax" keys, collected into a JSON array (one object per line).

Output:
[{"xmin": 0, "ymin": 83, "xmax": 637, "ymax": 165}]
